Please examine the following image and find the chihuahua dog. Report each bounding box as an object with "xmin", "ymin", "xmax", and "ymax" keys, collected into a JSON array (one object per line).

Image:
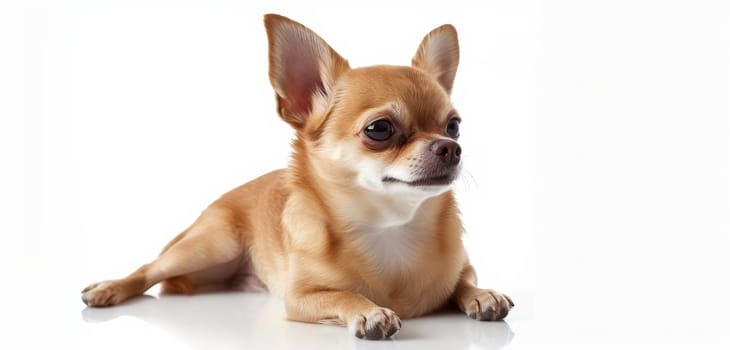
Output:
[{"xmin": 81, "ymin": 14, "xmax": 513, "ymax": 340}]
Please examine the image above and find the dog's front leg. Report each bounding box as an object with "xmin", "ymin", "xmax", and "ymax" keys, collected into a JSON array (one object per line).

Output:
[
  {"xmin": 285, "ymin": 290, "xmax": 401, "ymax": 340},
  {"xmin": 452, "ymin": 263, "xmax": 514, "ymax": 321},
  {"xmin": 280, "ymin": 196, "xmax": 401, "ymax": 340}
]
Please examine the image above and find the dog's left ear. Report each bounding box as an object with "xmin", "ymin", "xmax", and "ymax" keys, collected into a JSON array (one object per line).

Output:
[
  {"xmin": 412, "ymin": 25, "xmax": 460, "ymax": 95},
  {"xmin": 264, "ymin": 14, "xmax": 350, "ymax": 129}
]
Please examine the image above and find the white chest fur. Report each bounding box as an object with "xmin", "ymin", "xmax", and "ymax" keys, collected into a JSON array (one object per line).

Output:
[{"xmin": 353, "ymin": 221, "xmax": 432, "ymax": 274}]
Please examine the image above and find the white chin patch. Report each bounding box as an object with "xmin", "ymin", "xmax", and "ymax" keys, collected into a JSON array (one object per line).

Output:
[
  {"xmin": 379, "ymin": 176, "xmax": 454, "ymax": 202},
  {"xmin": 358, "ymin": 162, "xmax": 454, "ymax": 198},
  {"xmin": 384, "ymin": 180, "xmax": 452, "ymax": 194}
]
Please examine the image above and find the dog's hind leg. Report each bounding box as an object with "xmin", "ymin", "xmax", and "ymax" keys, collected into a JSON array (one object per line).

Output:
[{"xmin": 81, "ymin": 207, "xmax": 247, "ymax": 307}]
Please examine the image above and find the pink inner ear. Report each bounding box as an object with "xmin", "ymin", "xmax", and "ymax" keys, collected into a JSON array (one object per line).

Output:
[{"xmin": 278, "ymin": 43, "xmax": 324, "ymax": 118}]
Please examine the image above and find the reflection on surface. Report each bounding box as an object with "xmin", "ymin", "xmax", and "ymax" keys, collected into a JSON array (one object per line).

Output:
[{"xmin": 82, "ymin": 292, "xmax": 513, "ymax": 350}]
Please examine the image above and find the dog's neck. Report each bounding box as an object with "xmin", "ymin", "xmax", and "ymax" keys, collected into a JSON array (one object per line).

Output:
[{"xmin": 331, "ymin": 184, "xmax": 435, "ymax": 229}]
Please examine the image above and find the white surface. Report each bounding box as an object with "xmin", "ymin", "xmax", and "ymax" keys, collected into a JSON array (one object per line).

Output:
[
  {"xmin": 76, "ymin": 292, "xmax": 517, "ymax": 350},
  {"xmin": 4, "ymin": 0, "xmax": 730, "ymax": 349}
]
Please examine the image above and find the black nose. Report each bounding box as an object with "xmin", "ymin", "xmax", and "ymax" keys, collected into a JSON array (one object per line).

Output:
[{"xmin": 430, "ymin": 139, "xmax": 461, "ymax": 165}]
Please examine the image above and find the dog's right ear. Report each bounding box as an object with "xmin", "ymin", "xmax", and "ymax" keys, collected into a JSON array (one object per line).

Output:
[{"xmin": 264, "ymin": 14, "xmax": 350, "ymax": 130}]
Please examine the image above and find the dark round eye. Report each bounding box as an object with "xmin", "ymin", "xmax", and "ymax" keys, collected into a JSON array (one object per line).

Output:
[
  {"xmin": 446, "ymin": 118, "xmax": 460, "ymax": 138},
  {"xmin": 364, "ymin": 119, "xmax": 394, "ymax": 141}
]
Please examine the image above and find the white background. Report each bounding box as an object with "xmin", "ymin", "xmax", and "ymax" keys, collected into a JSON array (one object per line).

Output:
[{"xmin": 3, "ymin": 0, "xmax": 729, "ymax": 349}]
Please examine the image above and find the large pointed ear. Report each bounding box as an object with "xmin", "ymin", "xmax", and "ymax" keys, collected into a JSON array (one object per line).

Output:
[
  {"xmin": 411, "ymin": 24, "xmax": 460, "ymax": 95},
  {"xmin": 264, "ymin": 14, "xmax": 350, "ymax": 129}
]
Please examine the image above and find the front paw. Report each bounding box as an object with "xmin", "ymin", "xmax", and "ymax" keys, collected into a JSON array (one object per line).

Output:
[
  {"xmin": 349, "ymin": 307, "xmax": 402, "ymax": 340},
  {"xmin": 466, "ymin": 289, "xmax": 514, "ymax": 321}
]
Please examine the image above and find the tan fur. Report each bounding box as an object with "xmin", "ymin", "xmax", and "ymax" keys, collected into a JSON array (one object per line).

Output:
[{"xmin": 82, "ymin": 14, "xmax": 512, "ymax": 340}]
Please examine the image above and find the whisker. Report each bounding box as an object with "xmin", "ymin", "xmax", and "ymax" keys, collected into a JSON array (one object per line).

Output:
[{"xmin": 456, "ymin": 166, "xmax": 479, "ymax": 191}]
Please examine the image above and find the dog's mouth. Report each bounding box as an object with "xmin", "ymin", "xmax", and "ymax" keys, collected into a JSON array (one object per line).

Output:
[{"xmin": 382, "ymin": 174, "xmax": 455, "ymax": 187}]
